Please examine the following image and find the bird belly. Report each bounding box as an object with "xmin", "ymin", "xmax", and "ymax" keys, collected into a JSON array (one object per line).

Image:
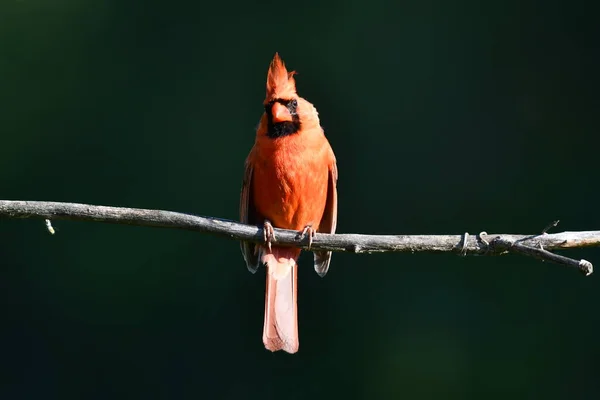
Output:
[{"xmin": 253, "ymin": 154, "xmax": 328, "ymax": 232}]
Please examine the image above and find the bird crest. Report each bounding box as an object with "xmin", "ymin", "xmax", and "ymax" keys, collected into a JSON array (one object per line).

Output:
[{"xmin": 265, "ymin": 52, "xmax": 297, "ymax": 101}]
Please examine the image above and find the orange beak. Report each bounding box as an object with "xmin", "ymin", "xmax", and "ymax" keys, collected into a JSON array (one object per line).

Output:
[{"xmin": 271, "ymin": 102, "xmax": 293, "ymax": 123}]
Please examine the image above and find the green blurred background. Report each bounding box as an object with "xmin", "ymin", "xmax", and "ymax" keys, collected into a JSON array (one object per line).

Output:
[{"xmin": 1, "ymin": 0, "xmax": 598, "ymax": 398}]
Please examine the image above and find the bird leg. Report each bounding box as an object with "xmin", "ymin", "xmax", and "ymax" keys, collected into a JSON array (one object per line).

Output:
[
  {"xmin": 297, "ymin": 224, "xmax": 316, "ymax": 250},
  {"xmin": 263, "ymin": 220, "xmax": 276, "ymax": 253}
]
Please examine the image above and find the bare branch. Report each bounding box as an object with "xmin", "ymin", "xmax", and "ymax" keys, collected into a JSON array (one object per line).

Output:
[{"xmin": 1, "ymin": 200, "xmax": 596, "ymax": 276}]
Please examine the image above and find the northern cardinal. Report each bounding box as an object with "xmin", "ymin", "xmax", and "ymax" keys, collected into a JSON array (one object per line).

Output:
[{"xmin": 239, "ymin": 53, "xmax": 338, "ymax": 354}]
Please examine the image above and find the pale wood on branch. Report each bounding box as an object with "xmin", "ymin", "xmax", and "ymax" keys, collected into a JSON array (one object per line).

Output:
[{"xmin": 0, "ymin": 200, "xmax": 596, "ymax": 276}]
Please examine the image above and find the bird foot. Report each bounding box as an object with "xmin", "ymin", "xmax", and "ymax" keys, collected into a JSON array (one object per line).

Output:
[
  {"xmin": 263, "ymin": 220, "xmax": 276, "ymax": 253},
  {"xmin": 297, "ymin": 224, "xmax": 316, "ymax": 250}
]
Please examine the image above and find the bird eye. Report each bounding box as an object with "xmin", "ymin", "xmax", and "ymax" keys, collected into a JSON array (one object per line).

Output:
[{"xmin": 290, "ymin": 99, "xmax": 298, "ymax": 108}]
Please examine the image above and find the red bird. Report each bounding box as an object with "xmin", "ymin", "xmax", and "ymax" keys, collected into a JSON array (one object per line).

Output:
[{"xmin": 239, "ymin": 53, "xmax": 338, "ymax": 354}]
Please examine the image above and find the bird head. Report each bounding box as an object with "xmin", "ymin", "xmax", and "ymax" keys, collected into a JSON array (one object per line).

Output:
[{"xmin": 262, "ymin": 53, "xmax": 303, "ymax": 138}]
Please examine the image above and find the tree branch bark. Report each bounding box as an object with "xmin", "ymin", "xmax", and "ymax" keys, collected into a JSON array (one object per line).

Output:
[{"xmin": 0, "ymin": 200, "xmax": 595, "ymax": 276}]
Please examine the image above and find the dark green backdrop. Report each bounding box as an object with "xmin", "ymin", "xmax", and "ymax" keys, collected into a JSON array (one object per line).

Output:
[{"xmin": 1, "ymin": 1, "xmax": 598, "ymax": 399}]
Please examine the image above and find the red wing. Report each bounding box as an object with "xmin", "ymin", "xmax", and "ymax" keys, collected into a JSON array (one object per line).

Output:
[
  {"xmin": 240, "ymin": 156, "xmax": 261, "ymax": 273},
  {"xmin": 314, "ymin": 159, "xmax": 338, "ymax": 277}
]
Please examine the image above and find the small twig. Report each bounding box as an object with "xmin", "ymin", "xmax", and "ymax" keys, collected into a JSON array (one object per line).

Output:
[
  {"xmin": 542, "ymin": 220, "xmax": 560, "ymax": 234},
  {"xmin": 459, "ymin": 232, "xmax": 469, "ymax": 256},
  {"xmin": 478, "ymin": 231, "xmax": 490, "ymax": 247},
  {"xmin": 45, "ymin": 219, "xmax": 56, "ymax": 235},
  {"xmin": 490, "ymin": 237, "xmax": 593, "ymax": 276},
  {"xmin": 0, "ymin": 200, "xmax": 597, "ymax": 276}
]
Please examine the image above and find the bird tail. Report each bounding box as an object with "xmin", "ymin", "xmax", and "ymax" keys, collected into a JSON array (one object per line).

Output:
[{"xmin": 260, "ymin": 246, "xmax": 300, "ymax": 354}]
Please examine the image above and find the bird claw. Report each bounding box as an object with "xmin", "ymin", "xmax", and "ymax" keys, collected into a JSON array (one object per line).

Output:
[
  {"xmin": 263, "ymin": 220, "xmax": 276, "ymax": 253},
  {"xmin": 297, "ymin": 224, "xmax": 316, "ymax": 250}
]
